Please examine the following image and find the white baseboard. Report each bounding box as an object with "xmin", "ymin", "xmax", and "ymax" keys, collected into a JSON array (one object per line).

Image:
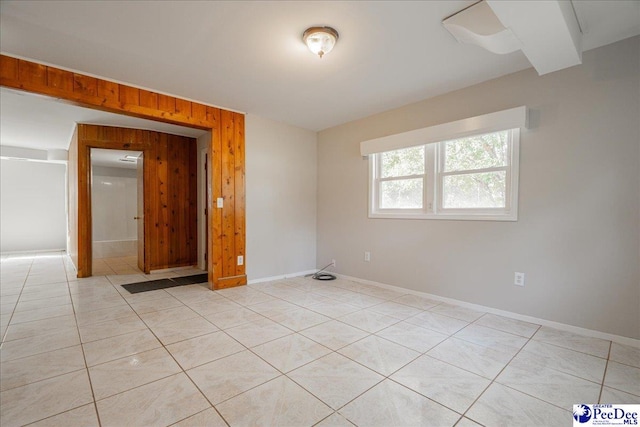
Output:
[
  {"xmin": 248, "ymin": 269, "xmax": 318, "ymax": 285},
  {"xmin": 1, "ymin": 249, "xmax": 66, "ymax": 256},
  {"xmin": 338, "ymin": 274, "xmax": 640, "ymax": 348}
]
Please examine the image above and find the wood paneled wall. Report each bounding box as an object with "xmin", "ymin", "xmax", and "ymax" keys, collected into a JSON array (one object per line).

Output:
[
  {"xmin": 77, "ymin": 125, "xmax": 197, "ymax": 276},
  {"xmin": 0, "ymin": 55, "xmax": 246, "ymax": 289},
  {"xmin": 213, "ymin": 111, "xmax": 247, "ymax": 288}
]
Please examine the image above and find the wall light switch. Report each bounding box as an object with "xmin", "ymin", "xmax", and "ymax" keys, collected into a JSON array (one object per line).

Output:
[
  {"xmin": 237, "ymin": 255, "xmax": 244, "ymax": 266},
  {"xmin": 217, "ymin": 197, "xmax": 224, "ymax": 208}
]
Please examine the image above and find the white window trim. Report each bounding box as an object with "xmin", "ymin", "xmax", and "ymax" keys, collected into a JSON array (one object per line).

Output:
[
  {"xmin": 373, "ymin": 146, "xmax": 426, "ymax": 212},
  {"xmin": 368, "ymin": 128, "xmax": 520, "ymax": 222},
  {"xmin": 360, "ymin": 106, "xmax": 527, "ymax": 156},
  {"xmin": 435, "ymin": 128, "xmax": 519, "ymax": 221}
]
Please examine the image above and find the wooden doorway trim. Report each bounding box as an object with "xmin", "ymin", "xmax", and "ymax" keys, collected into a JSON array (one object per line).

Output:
[
  {"xmin": 80, "ymin": 126, "xmax": 198, "ymax": 276},
  {"xmin": 0, "ymin": 55, "xmax": 246, "ymax": 289}
]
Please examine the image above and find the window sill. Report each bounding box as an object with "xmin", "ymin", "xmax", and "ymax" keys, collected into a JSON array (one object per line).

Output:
[{"xmin": 368, "ymin": 211, "xmax": 517, "ymax": 221}]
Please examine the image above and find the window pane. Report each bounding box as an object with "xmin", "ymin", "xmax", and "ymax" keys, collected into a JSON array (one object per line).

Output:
[
  {"xmin": 381, "ymin": 146, "xmax": 424, "ymax": 178},
  {"xmin": 443, "ymin": 171, "xmax": 506, "ymax": 208},
  {"xmin": 443, "ymin": 130, "xmax": 508, "ymax": 172},
  {"xmin": 380, "ymin": 178, "xmax": 423, "ymax": 209}
]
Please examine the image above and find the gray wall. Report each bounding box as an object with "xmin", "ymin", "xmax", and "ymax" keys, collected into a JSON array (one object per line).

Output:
[
  {"xmin": 246, "ymin": 114, "xmax": 317, "ymax": 280},
  {"xmin": 317, "ymin": 37, "xmax": 640, "ymax": 339}
]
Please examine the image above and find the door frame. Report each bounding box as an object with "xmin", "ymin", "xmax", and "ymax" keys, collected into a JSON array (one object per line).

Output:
[
  {"xmin": 136, "ymin": 152, "xmax": 145, "ymax": 272},
  {"xmin": 198, "ymin": 145, "xmax": 209, "ymax": 270},
  {"xmin": 85, "ymin": 143, "xmax": 152, "ymax": 274},
  {"xmin": 0, "ymin": 54, "xmax": 247, "ymax": 289}
]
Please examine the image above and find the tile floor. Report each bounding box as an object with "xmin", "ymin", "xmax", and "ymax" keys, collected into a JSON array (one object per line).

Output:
[
  {"xmin": 1, "ymin": 252, "xmax": 639, "ymax": 426},
  {"xmin": 92, "ymin": 256, "xmax": 143, "ymax": 276}
]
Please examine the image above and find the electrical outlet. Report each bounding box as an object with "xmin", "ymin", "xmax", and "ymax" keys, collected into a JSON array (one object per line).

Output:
[
  {"xmin": 331, "ymin": 259, "xmax": 336, "ymax": 267},
  {"xmin": 364, "ymin": 251, "xmax": 371, "ymax": 262},
  {"xmin": 237, "ymin": 255, "xmax": 244, "ymax": 266},
  {"xmin": 514, "ymin": 272, "xmax": 525, "ymax": 286}
]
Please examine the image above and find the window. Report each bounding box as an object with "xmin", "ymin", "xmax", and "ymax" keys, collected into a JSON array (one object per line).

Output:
[
  {"xmin": 377, "ymin": 146, "xmax": 425, "ymax": 209},
  {"xmin": 370, "ymin": 128, "xmax": 520, "ymax": 221}
]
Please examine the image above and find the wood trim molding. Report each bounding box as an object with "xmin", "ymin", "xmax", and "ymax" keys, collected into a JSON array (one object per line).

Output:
[
  {"xmin": 77, "ymin": 126, "xmax": 198, "ymax": 276},
  {"xmin": 216, "ymin": 275, "xmax": 249, "ymax": 289},
  {"xmin": 0, "ymin": 56, "xmax": 214, "ymax": 129},
  {"xmin": 0, "ymin": 54, "xmax": 246, "ymax": 289}
]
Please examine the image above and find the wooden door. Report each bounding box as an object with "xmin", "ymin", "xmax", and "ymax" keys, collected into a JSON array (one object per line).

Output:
[{"xmin": 136, "ymin": 154, "xmax": 145, "ymax": 272}]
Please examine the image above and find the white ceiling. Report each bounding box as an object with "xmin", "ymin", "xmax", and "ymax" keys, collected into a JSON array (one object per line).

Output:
[{"xmin": 1, "ymin": 0, "xmax": 639, "ymax": 151}]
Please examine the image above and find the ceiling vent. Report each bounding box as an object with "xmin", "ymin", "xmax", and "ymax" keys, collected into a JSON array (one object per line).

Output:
[
  {"xmin": 443, "ymin": 0, "xmax": 583, "ymax": 75},
  {"xmin": 443, "ymin": 1, "xmax": 520, "ymax": 55}
]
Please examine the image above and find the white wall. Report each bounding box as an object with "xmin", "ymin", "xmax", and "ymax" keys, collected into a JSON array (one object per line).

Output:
[
  {"xmin": 91, "ymin": 166, "xmax": 137, "ymax": 243},
  {"xmin": 245, "ymin": 114, "xmax": 317, "ymax": 280},
  {"xmin": 0, "ymin": 159, "xmax": 67, "ymax": 252},
  {"xmin": 317, "ymin": 37, "xmax": 640, "ymax": 339}
]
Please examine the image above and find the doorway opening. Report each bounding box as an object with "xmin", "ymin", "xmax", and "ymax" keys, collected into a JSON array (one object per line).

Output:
[{"xmin": 90, "ymin": 148, "xmax": 144, "ymax": 275}]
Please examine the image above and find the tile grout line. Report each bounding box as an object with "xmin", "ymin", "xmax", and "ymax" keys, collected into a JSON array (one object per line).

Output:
[
  {"xmin": 241, "ymin": 284, "xmax": 454, "ymax": 423},
  {"xmin": 211, "ymin": 285, "xmax": 402, "ymax": 423},
  {"xmin": 457, "ymin": 323, "xmax": 543, "ymax": 424},
  {"xmin": 597, "ymin": 341, "xmax": 613, "ymax": 403},
  {"xmin": 1, "ymin": 254, "xmax": 99, "ymax": 426},
  {"xmin": 75, "ymin": 267, "xmax": 222, "ymax": 425},
  {"xmin": 458, "ymin": 319, "xmax": 613, "ymax": 415},
  {"xmin": 281, "ymin": 311, "xmax": 478, "ymax": 421},
  {"xmin": 522, "ymin": 331, "xmax": 613, "ymax": 359},
  {"xmin": 0, "ymin": 256, "xmax": 33, "ymax": 344},
  {"xmin": 73, "ymin": 258, "xmax": 206, "ymax": 425},
  {"xmin": 64, "ymin": 253, "xmax": 104, "ymax": 427},
  {"xmin": 367, "ymin": 319, "xmax": 498, "ymax": 419},
  {"xmin": 119, "ymin": 282, "xmax": 235, "ymax": 426}
]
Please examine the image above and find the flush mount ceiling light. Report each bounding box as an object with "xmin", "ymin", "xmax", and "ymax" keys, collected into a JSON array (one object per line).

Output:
[
  {"xmin": 120, "ymin": 155, "xmax": 139, "ymax": 163},
  {"xmin": 303, "ymin": 26, "xmax": 339, "ymax": 58}
]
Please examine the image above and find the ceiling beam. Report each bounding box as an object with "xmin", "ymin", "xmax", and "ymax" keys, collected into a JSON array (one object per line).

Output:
[{"xmin": 487, "ymin": 0, "xmax": 582, "ymax": 75}]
